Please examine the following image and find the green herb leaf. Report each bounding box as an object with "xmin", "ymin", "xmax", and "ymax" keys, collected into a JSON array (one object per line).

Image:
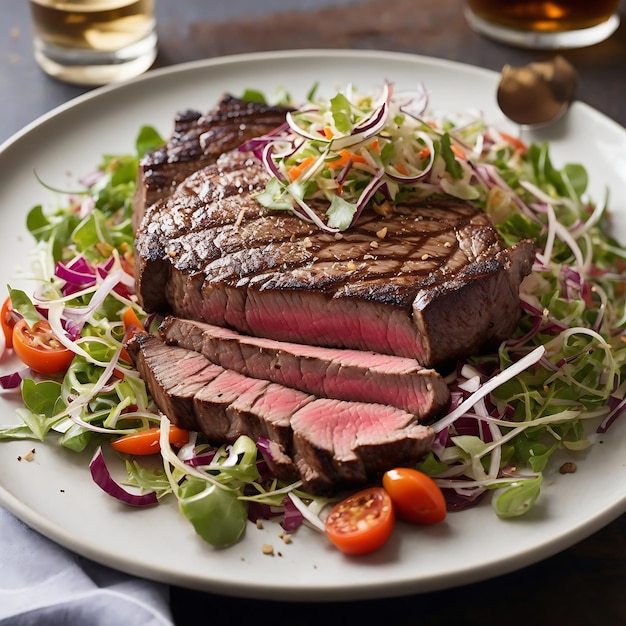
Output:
[
  {"xmin": 493, "ymin": 475, "xmax": 542, "ymax": 518},
  {"xmin": 330, "ymin": 93, "xmax": 353, "ymax": 133},
  {"xmin": 135, "ymin": 125, "xmax": 164, "ymax": 158},
  {"xmin": 8, "ymin": 288, "xmax": 42, "ymax": 328},
  {"xmin": 241, "ymin": 89, "xmax": 267, "ymax": 104},
  {"xmin": 21, "ymin": 379, "xmax": 62, "ymax": 420},
  {"xmin": 440, "ymin": 133, "xmax": 463, "ymax": 179},
  {"xmin": 254, "ymin": 177, "xmax": 293, "ymax": 211},
  {"xmin": 326, "ymin": 195, "xmax": 356, "ymax": 231},
  {"xmin": 178, "ymin": 478, "xmax": 247, "ymax": 547}
]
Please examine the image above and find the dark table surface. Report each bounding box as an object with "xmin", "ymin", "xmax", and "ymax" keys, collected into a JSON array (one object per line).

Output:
[{"xmin": 2, "ymin": 1, "xmax": 625, "ymax": 625}]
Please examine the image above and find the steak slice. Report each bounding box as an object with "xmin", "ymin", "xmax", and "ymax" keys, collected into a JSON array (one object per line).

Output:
[
  {"xmin": 133, "ymin": 94, "xmax": 290, "ymax": 230},
  {"xmin": 126, "ymin": 332, "xmax": 434, "ymax": 493},
  {"xmin": 291, "ymin": 399, "xmax": 435, "ymax": 494},
  {"xmin": 159, "ymin": 315, "xmax": 449, "ymax": 421},
  {"xmin": 135, "ymin": 148, "xmax": 535, "ymax": 365},
  {"xmin": 127, "ymin": 332, "xmax": 307, "ymax": 479},
  {"xmin": 128, "ymin": 334, "xmax": 223, "ymax": 431}
]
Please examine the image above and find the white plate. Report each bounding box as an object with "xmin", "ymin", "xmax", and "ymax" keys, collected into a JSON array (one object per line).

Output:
[{"xmin": 0, "ymin": 50, "xmax": 624, "ymax": 602}]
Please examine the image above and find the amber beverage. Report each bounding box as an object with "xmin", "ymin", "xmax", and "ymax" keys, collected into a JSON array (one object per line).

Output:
[
  {"xmin": 29, "ymin": 0, "xmax": 157, "ymax": 85},
  {"xmin": 465, "ymin": 0, "xmax": 621, "ymax": 48}
]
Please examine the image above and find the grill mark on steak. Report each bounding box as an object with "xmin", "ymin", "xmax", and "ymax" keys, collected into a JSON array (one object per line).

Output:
[
  {"xmin": 126, "ymin": 332, "xmax": 435, "ymax": 493},
  {"xmin": 136, "ymin": 148, "xmax": 535, "ymax": 364},
  {"xmin": 133, "ymin": 94, "xmax": 291, "ymax": 230},
  {"xmin": 159, "ymin": 315, "xmax": 449, "ymax": 420}
]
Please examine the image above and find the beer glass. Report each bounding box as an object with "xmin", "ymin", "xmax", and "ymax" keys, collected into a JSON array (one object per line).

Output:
[{"xmin": 29, "ymin": 0, "xmax": 157, "ymax": 85}]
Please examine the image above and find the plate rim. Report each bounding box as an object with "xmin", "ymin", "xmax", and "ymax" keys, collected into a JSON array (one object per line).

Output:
[{"xmin": 0, "ymin": 48, "xmax": 624, "ymax": 602}]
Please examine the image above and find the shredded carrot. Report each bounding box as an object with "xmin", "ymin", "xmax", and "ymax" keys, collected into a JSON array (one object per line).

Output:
[
  {"xmin": 368, "ymin": 138, "xmax": 381, "ymax": 153},
  {"xmin": 451, "ymin": 144, "xmax": 466, "ymax": 160},
  {"xmin": 418, "ymin": 147, "xmax": 431, "ymax": 159},
  {"xmin": 288, "ymin": 155, "xmax": 315, "ymax": 181},
  {"xmin": 112, "ymin": 366, "xmax": 126, "ymax": 380},
  {"xmin": 323, "ymin": 126, "xmax": 334, "ymax": 139},
  {"xmin": 327, "ymin": 149, "xmax": 367, "ymax": 170},
  {"xmin": 122, "ymin": 307, "xmax": 143, "ymax": 333},
  {"xmin": 394, "ymin": 162, "xmax": 409, "ymax": 175},
  {"xmin": 118, "ymin": 347, "xmax": 132, "ymax": 365},
  {"xmin": 118, "ymin": 307, "xmax": 144, "ymax": 365},
  {"xmin": 500, "ymin": 132, "xmax": 528, "ymax": 153}
]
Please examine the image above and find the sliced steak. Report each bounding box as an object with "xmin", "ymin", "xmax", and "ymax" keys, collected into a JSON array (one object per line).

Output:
[
  {"xmin": 136, "ymin": 148, "xmax": 535, "ymax": 365},
  {"xmin": 133, "ymin": 94, "xmax": 290, "ymax": 230},
  {"xmin": 126, "ymin": 332, "xmax": 434, "ymax": 493},
  {"xmin": 127, "ymin": 332, "xmax": 306, "ymax": 479},
  {"xmin": 291, "ymin": 399, "xmax": 435, "ymax": 493},
  {"xmin": 127, "ymin": 333, "xmax": 223, "ymax": 431},
  {"xmin": 159, "ymin": 315, "xmax": 449, "ymax": 421}
]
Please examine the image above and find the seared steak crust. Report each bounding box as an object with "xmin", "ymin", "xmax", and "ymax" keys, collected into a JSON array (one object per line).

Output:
[
  {"xmin": 127, "ymin": 332, "xmax": 435, "ymax": 493},
  {"xmin": 135, "ymin": 149, "xmax": 534, "ymax": 365},
  {"xmin": 133, "ymin": 94, "xmax": 290, "ymax": 229}
]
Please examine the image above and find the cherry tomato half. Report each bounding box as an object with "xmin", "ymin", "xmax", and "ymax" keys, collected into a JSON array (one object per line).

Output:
[
  {"xmin": 325, "ymin": 487, "xmax": 394, "ymax": 555},
  {"xmin": 382, "ymin": 468, "xmax": 447, "ymax": 525},
  {"xmin": 111, "ymin": 425, "xmax": 190, "ymax": 455},
  {"xmin": 1, "ymin": 297, "xmax": 18, "ymax": 349},
  {"xmin": 12, "ymin": 318, "xmax": 74, "ymax": 375}
]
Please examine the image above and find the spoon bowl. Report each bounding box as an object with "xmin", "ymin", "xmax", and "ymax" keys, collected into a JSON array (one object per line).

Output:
[{"xmin": 497, "ymin": 55, "xmax": 578, "ymax": 128}]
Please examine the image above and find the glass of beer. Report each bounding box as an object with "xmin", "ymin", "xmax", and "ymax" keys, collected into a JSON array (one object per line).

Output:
[
  {"xmin": 29, "ymin": 0, "xmax": 157, "ymax": 85},
  {"xmin": 465, "ymin": 0, "xmax": 621, "ymax": 48}
]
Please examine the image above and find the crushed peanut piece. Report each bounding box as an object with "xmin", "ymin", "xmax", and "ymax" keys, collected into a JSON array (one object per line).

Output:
[
  {"xmin": 373, "ymin": 201, "xmax": 393, "ymax": 217},
  {"xmin": 347, "ymin": 261, "xmax": 357, "ymax": 271},
  {"xmin": 302, "ymin": 237, "xmax": 313, "ymax": 249},
  {"xmin": 376, "ymin": 226, "xmax": 388, "ymax": 239},
  {"xmin": 334, "ymin": 232, "xmax": 344, "ymax": 240},
  {"xmin": 234, "ymin": 209, "xmax": 245, "ymax": 227},
  {"xmin": 370, "ymin": 240, "xmax": 379, "ymax": 249},
  {"xmin": 262, "ymin": 544, "xmax": 275, "ymax": 556},
  {"xmin": 421, "ymin": 253, "xmax": 431, "ymax": 260},
  {"xmin": 444, "ymin": 241, "xmax": 452, "ymax": 248},
  {"xmin": 559, "ymin": 462, "xmax": 577, "ymax": 474},
  {"xmin": 18, "ymin": 448, "xmax": 36, "ymax": 462},
  {"xmin": 280, "ymin": 532, "xmax": 293, "ymax": 545},
  {"xmin": 256, "ymin": 519, "xmax": 264, "ymax": 530}
]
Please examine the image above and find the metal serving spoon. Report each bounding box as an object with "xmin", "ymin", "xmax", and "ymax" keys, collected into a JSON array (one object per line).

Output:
[{"xmin": 497, "ymin": 55, "xmax": 578, "ymax": 127}]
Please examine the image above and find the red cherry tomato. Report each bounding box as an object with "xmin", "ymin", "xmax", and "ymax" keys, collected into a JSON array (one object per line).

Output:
[
  {"xmin": 382, "ymin": 467, "xmax": 447, "ymax": 525},
  {"xmin": 325, "ymin": 487, "xmax": 395, "ymax": 555},
  {"xmin": 111, "ymin": 425, "xmax": 190, "ymax": 455},
  {"xmin": 12, "ymin": 318, "xmax": 74, "ymax": 375},
  {"xmin": 1, "ymin": 297, "xmax": 18, "ymax": 349}
]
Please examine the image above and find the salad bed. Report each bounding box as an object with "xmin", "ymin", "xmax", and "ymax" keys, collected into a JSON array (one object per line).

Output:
[{"xmin": 0, "ymin": 82, "xmax": 625, "ymax": 552}]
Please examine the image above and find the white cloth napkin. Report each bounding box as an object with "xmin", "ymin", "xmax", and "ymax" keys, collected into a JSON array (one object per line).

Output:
[{"xmin": 0, "ymin": 506, "xmax": 174, "ymax": 626}]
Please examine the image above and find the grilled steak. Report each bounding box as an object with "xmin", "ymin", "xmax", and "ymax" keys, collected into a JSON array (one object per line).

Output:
[
  {"xmin": 135, "ymin": 148, "xmax": 535, "ymax": 365},
  {"xmin": 127, "ymin": 332, "xmax": 435, "ymax": 493},
  {"xmin": 159, "ymin": 315, "xmax": 449, "ymax": 421},
  {"xmin": 133, "ymin": 94, "xmax": 290, "ymax": 230}
]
